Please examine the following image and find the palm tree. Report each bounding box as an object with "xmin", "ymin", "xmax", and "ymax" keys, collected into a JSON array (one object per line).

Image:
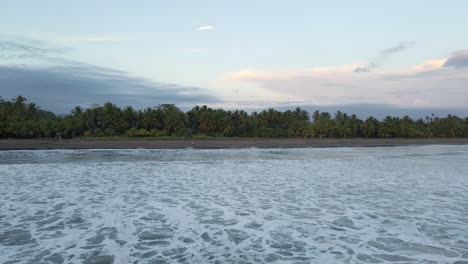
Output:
[
  {"xmin": 14, "ymin": 95, "xmax": 27, "ymax": 109},
  {"xmin": 361, "ymin": 116, "xmax": 378, "ymax": 138},
  {"xmin": 222, "ymin": 117, "xmax": 234, "ymax": 136},
  {"xmin": 71, "ymin": 106, "xmax": 83, "ymax": 116}
]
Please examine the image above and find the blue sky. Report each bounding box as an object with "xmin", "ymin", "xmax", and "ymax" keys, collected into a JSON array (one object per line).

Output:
[{"xmin": 1, "ymin": 0, "xmax": 468, "ymax": 114}]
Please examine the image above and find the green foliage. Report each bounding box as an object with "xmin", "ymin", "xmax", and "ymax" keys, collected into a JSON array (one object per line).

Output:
[
  {"xmin": 138, "ymin": 129, "xmax": 150, "ymax": 137},
  {"xmin": 94, "ymin": 128, "xmax": 105, "ymax": 137},
  {"xmin": 150, "ymin": 129, "xmax": 159, "ymax": 137},
  {"xmin": 256, "ymin": 128, "xmax": 288, "ymax": 138},
  {"xmin": 192, "ymin": 133, "xmax": 211, "ymax": 140},
  {"xmin": 127, "ymin": 128, "xmax": 138, "ymax": 137},
  {"xmin": 104, "ymin": 128, "xmax": 115, "ymax": 137},
  {"xmin": 147, "ymin": 129, "xmax": 169, "ymax": 137},
  {"xmin": 1, "ymin": 96, "xmax": 468, "ymax": 139},
  {"xmin": 158, "ymin": 130, "xmax": 169, "ymax": 137}
]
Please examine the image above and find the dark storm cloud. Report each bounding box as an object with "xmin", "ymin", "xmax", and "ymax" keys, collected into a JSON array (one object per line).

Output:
[
  {"xmin": 355, "ymin": 42, "xmax": 414, "ymax": 73},
  {"xmin": 0, "ymin": 64, "xmax": 216, "ymax": 114},
  {"xmin": 443, "ymin": 50, "xmax": 468, "ymax": 68}
]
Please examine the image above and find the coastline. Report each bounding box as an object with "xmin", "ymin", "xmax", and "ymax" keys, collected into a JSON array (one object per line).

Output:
[{"xmin": 1, "ymin": 138, "xmax": 468, "ymax": 150}]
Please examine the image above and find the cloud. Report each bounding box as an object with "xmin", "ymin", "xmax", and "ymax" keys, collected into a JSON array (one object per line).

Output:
[
  {"xmin": 0, "ymin": 64, "xmax": 216, "ymax": 113},
  {"xmin": 0, "ymin": 38, "xmax": 66, "ymax": 59},
  {"xmin": 197, "ymin": 25, "xmax": 215, "ymax": 31},
  {"xmin": 0, "ymin": 38, "xmax": 215, "ymax": 113},
  {"xmin": 381, "ymin": 42, "xmax": 414, "ymax": 56},
  {"xmin": 227, "ymin": 64, "xmax": 362, "ymax": 81},
  {"xmin": 224, "ymin": 50, "xmax": 468, "ymax": 108},
  {"xmin": 354, "ymin": 63, "xmax": 375, "ymax": 73},
  {"xmin": 409, "ymin": 59, "xmax": 446, "ymax": 72},
  {"xmin": 354, "ymin": 42, "xmax": 415, "ymax": 72},
  {"xmin": 3, "ymin": 37, "xmax": 467, "ymax": 115},
  {"xmin": 443, "ymin": 50, "xmax": 468, "ymax": 68}
]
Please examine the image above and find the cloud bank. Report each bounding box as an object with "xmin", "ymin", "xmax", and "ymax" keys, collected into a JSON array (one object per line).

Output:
[
  {"xmin": 0, "ymin": 64, "xmax": 216, "ymax": 114},
  {"xmin": 0, "ymin": 38, "xmax": 215, "ymax": 113},
  {"xmin": 225, "ymin": 49, "xmax": 468, "ymax": 109},
  {"xmin": 2, "ymin": 37, "xmax": 467, "ymax": 115}
]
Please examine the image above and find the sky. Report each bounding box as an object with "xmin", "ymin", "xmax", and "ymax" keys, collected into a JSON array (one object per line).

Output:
[{"xmin": 1, "ymin": 0, "xmax": 468, "ymax": 116}]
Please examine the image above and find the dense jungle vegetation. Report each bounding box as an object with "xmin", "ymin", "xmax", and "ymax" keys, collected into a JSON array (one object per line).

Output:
[{"xmin": 1, "ymin": 96, "xmax": 467, "ymax": 139}]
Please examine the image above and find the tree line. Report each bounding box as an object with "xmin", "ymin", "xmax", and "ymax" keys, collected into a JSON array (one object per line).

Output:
[{"xmin": 1, "ymin": 96, "xmax": 468, "ymax": 139}]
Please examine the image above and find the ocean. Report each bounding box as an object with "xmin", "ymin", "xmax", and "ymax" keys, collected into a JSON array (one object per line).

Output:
[{"xmin": 1, "ymin": 145, "xmax": 468, "ymax": 263}]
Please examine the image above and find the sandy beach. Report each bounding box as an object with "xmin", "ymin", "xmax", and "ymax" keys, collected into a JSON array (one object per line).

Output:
[{"xmin": 1, "ymin": 138, "xmax": 467, "ymax": 150}]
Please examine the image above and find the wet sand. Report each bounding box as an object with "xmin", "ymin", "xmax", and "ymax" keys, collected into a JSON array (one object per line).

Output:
[{"xmin": 1, "ymin": 138, "xmax": 468, "ymax": 150}]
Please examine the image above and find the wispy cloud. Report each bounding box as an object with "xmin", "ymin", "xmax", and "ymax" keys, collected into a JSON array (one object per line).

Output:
[
  {"xmin": 197, "ymin": 25, "xmax": 215, "ymax": 31},
  {"xmin": 381, "ymin": 42, "xmax": 414, "ymax": 56},
  {"xmin": 0, "ymin": 37, "xmax": 66, "ymax": 59},
  {"xmin": 354, "ymin": 41, "xmax": 415, "ymax": 72}
]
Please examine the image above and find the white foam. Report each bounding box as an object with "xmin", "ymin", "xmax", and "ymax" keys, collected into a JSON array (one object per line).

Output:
[{"xmin": 0, "ymin": 145, "xmax": 467, "ymax": 263}]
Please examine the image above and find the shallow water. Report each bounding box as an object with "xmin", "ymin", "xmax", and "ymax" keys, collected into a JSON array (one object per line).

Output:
[{"xmin": 1, "ymin": 145, "xmax": 468, "ymax": 264}]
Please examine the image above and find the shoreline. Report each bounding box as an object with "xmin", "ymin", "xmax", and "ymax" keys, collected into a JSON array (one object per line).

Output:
[{"xmin": 1, "ymin": 138, "xmax": 468, "ymax": 150}]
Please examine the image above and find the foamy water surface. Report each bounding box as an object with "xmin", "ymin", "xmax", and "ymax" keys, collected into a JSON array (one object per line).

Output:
[{"xmin": 1, "ymin": 145, "xmax": 468, "ymax": 263}]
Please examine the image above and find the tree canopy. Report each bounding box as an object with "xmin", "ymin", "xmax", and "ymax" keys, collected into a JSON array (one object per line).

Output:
[{"xmin": 1, "ymin": 96, "xmax": 467, "ymax": 139}]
